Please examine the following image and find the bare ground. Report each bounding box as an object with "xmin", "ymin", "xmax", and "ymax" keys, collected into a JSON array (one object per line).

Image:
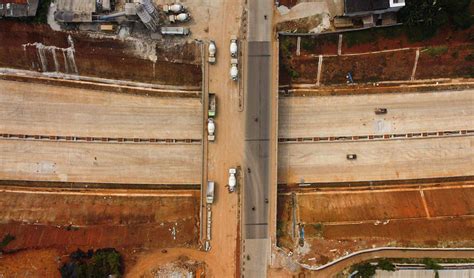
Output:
[
  {"xmin": 277, "ymin": 183, "xmax": 474, "ymax": 266},
  {"xmin": 0, "ymin": 20, "xmax": 201, "ymax": 86}
]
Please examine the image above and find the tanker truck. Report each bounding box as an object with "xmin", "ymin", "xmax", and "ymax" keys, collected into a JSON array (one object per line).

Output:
[
  {"xmin": 168, "ymin": 13, "xmax": 190, "ymax": 23},
  {"xmin": 228, "ymin": 168, "xmax": 237, "ymax": 193},
  {"xmin": 162, "ymin": 3, "xmax": 185, "ymax": 13},
  {"xmin": 208, "ymin": 40, "xmax": 216, "ymax": 64},
  {"xmin": 207, "ymin": 118, "xmax": 215, "ymax": 141},
  {"xmin": 230, "ymin": 35, "xmax": 238, "ymax": 58}
]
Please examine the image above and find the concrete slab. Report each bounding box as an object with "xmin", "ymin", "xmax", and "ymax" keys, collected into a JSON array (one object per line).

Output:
[
  {"xmin": 278, "ymin": 136, "xmax": 474, "ymax": 184},
  {"xmin": 0, "ymin": 140, "xmax": 201, "ymax": 184},
  {"xmin": 0, "ymin": 80, "xmax": 202, "ymax": 139},
  {"xmin": 279, "ymin": 89, "xmax": 474, "ymax": 138}
]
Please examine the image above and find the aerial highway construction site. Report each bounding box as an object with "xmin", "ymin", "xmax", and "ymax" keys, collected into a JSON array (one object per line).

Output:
[{"xmin": 0, "ymin": 0, "xmax": 473, "ymax": 277}]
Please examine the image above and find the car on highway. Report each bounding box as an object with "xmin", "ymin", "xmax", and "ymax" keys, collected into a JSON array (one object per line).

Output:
[
  {"xmin": 346, "ymin": 154, "xmax": 357, "ymax": 160},
  {"xmin": 375, "ymin": 108, "xmax": 388, "ymax": 114}
]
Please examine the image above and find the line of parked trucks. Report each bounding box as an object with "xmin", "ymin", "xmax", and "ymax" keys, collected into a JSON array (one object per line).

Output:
[{"xmin": 207, "ymin": 36, "xmax": 239, "ymax": 80}]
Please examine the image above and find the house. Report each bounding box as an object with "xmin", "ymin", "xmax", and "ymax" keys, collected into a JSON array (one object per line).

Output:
[
  {"xmin": 343, "ymin": 0, "xmax": 405, "ymax": 26},
  {"xmin": 54, "ymin": 0, "xmax": 96, "ymax": 22},
  {"xmin": 0, "ymin": 0, "xmax": 38, "ymax": 17}
]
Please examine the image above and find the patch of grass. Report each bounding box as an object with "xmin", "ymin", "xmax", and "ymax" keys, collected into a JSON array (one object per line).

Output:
[
  {"xmin": 465, "ymin": 53, "xmax": 474, "ymax": 61},
  {"xmin": 424, "ymin": 46, "xmax": 448, "ymax": 57},
  {"xmin": 344, "ymin": 29, "xmax": 376, "ymax": 48},
  {"xmin": 301, "ymin": 38, "xmax": 316, "ymax": 51},
  {"xmin": 377, "ymin": 259, "xmax": 396, "ymax": 271},
  {"xmin": 351, "ymin": 263, "xmax": 377, "ymax": 278},
  {"xmin": 280, "ymin": 37, "xmax": 296, "ymax": 58},
  {"xmin": 289, "ymin": 68, "xmax": 300, "ymax": 79},
  {"xmin": 0, "ymin": 234, "xmax": 15, "ymax": 250},
  {"xmin": 276, "ymin": 221, "xmax": 285, "ymax": 238},
  {"xmin": 60, "ymin": 248, "xmax": 123, "ymax": 278},
  {"xmin": 422, "ymin": 257, "xmax": 443, "ymax": 270},
  {"xmin": 451, "ymin": 50, "xmax": 459, "ymax": 59}
]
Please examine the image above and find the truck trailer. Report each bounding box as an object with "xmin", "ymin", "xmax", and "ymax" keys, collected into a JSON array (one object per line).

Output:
[
  {"xmin": 208, "ymin": 93, "xmax": 216, "ymax": 117},
  {"xmin": 206, "ymin": 181, "xmax": 215, "ymax": 204}
]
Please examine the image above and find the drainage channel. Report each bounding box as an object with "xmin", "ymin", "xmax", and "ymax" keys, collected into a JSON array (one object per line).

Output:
[
  {"xmin": 0, "ymin": 133, "xmax": 201, "ymax": 144},
  {"xmin": 279, "ymin": 129, "xmax": 474, "ymax": 144}
]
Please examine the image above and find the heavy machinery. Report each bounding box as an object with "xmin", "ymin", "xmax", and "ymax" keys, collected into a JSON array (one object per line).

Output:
[
  {"xmin": 208, "ymin": 93, "xmax": 216, "ymax": 117},
  {"xmin": 168, "ymin": 12, "xmax": 190, "ymax": 23},
  {"xmin": 208, "ymin": 41, "xmax": 216, "ymax": 64},
  {"xmin": 207, "ymin": 118, "xmax": 215, "ymax": 141},
  {"xmin": 206, "ymin": 181, "xmax": 215, "ymax": 204},
  {"xmin": 230, "ymin": 35, "xmax": 238, "ymax": 57},
  {"xmin": 228, "ymin": 168, "xmax": 237, "ymax": 193},
  {"xmin": 162, "ymin": 3, "xmax": 185, "ymax": 13}
]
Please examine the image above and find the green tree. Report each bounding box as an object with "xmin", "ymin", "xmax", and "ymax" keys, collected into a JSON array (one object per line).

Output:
[
  {"xmin": 353, "ymin": 263, "xmax": 377, "ymax": 278},
  {"xmin": 377, "ymin": 259, "xmax": 396, "ymax": 271},
  {"xmin": 422, "ymin": 258, "xmax": 443, "ymax": 270}
]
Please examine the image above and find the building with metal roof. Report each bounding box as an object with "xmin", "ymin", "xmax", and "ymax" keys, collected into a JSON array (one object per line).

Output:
[
  {"xmin": 344, "ymin": 0, "xmax": 405, "ymax": 17},
  {"xmin": 54, "ymin": 0, "xmax": 96, "ymax": 22},
  {"xmin": 0, "ymin": 0, "xmax": 38, "ymax": 17}
]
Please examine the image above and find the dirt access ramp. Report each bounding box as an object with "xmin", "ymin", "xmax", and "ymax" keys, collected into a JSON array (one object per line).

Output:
[
  {"xmin": 277, "ymin": 182, "xmax": 474, "ymax": 266},
  {"xmin": 0, "ymin": 21, "xmax": 201, "ymax": 86}
]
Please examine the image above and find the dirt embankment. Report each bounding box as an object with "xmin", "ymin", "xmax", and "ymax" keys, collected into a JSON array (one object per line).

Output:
[
  {"xmin": 0, "ymin": 20, "xmax": 202, "ymax": 86},
  {"xmin": 0, "ymin": 189, "xmax": 200, "ymax": 274},
  {"xmin": 280, "ymin": 26, "xmax": 474, "ymax": 85},
  {"xmin": 277, "ymin": 183, "xmax": 474, "ymax": 265}
]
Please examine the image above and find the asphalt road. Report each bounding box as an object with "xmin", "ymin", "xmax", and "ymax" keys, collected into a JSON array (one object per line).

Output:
[{"xmin": 242, "ymin": 0, "xmax": 273, "ymax": 277}]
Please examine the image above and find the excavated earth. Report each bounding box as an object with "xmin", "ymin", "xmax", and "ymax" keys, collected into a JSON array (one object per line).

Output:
[{"xmin": 0, "ymin": 20, "xmax": 201, "ymax": 86}]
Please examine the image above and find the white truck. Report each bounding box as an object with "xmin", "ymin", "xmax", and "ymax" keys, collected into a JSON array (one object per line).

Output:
[
  {"xmin": 228, "ymin": 168, "xmax": 237, "ymax": 193},
  {"xmin": 162, "ymin": 3, "xmax": 185, "ymax": 13},
  {"xmin": 168, "ymin": 13, "xmax": 190, "ymax": 23},
  {"xmin": 208, "ymin": 41, "xmax": 216, "ymax": 64},
  {"xmin": 230, "ymin": 58, "xmax": 238, "ymax": 81},
  {"xmin": 206, "ymin": 181, "xmax": 215, "ymax": 204},
  {"xmin": 160, "ymin": 27, "xmax": 190, "ymax": 36},
  {"xmin": 207, "ymin": 118, "xmax": 215, "ymax": 141},
  {"xmin": 230, "ymin": 35, "xmax": 238, "ymax": 57}
]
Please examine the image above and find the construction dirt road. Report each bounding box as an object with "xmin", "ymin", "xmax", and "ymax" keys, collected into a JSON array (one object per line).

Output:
[{"xmin": 127, "ymin": 0, "xmax": 246, "ymax": 276}]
